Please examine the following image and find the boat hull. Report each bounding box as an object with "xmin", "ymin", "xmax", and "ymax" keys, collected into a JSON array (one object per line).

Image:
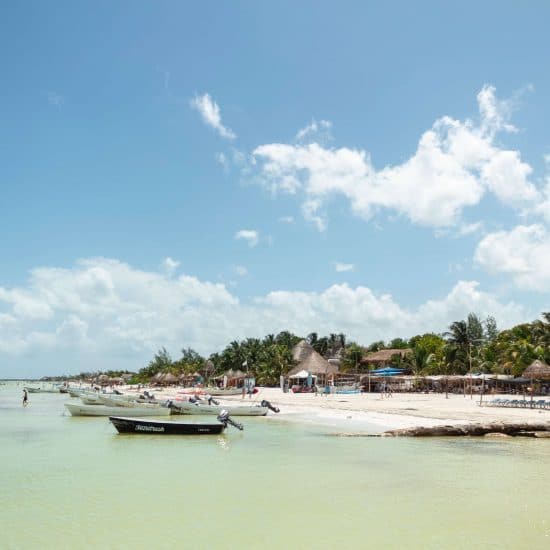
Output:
[
  {"xmin": 206, "ymin": 388, "xmax": 243, "ymax": 396},
  {"xmin": 180, "ymin": 388, "xmax": 242, "ymax": 396},
  {"xmin": 171, "ymin": 402, "xmax": 268, "ymax": 416},
  {"xmin": 109, "ymin": 416, "xmax": 225, "ymax": 435},
  {"xmin": 65, "ymin": 403, "xmax": 171, "ymax": 417}
]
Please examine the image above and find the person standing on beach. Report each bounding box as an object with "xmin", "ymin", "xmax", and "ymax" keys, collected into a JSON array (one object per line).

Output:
[{"xmin": 22, "ymin": 388, "xmax": 28, "ymax": 407}]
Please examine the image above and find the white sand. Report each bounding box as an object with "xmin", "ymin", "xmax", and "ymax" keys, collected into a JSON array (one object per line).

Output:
[{"xmin": 124, "ymin": 385, "xmax": 550, "ymax": 433}]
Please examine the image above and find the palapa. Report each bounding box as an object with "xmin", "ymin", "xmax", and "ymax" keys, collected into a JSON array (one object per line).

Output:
[
  {"xmin": 361, "ymin": 348, "xmax": 412, "ymax": 365},
  {"xmin": 288, "ymin": 350, "xmax": 338, "ymax": 377},
  {"xmin": 162, "ymin": 372, "xmax": 178, "ymax": 384},
  {"xmin": 292, "ymin": 340, "xmax": 315, "ymax": 363},
  {"xmin": 522, "ymin": 359, "xmax": 550, "ymax": 380}
]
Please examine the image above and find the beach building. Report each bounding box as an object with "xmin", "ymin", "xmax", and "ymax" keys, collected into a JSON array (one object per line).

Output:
[
  {"xmin": 292, "ymin": 339, "xmax": 315, "ymax": 363},
  {"xmin": 522, "ymin": 359, "xmax": 550, "ymax": 380},
  {"xmin": 288, "ymin": 341, "xmax": 338, "ymax": 390},
  {"xmin": 213, "ymin": 368, "xmax": 246, "ymax": 389}
]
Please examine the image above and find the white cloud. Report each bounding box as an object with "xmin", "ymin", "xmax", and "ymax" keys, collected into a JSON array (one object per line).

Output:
[
  {"xmin": 334, "ymin": 262, "xmax": 354, "ymax": 272},
  {"xmin": 296, "ymin": 119, "xmax": 332, "ymax": 143},
  {"xmin": 190, "ymin": 93, "xmax": 236, "ymax": 140},
  {"xmin": 457, "ymin": 222, "xmax": 484, "ymax": 236},
  {"xmin": 0, "ymin": 257, "xmax": 531, "ymax": 376},
  {"xmin": 251, "ymin": 85, "xmax": 542, "ymax": 231},
  {"xmin": 302, "ymin": 199, "xmax": 327, "ymax": 232},
  {"xmin": 532, "ymin": 157, "xmax": 550, "ymax": 222},
  {"xmin": 235, "ymin": 229, "xmax": 259, "ymax": 247},
  {"xmin": 162, "ymin": 257, "xmax": 180, "ymax": 277},
  {"xmin": 0, "ymin": 258, "xmax": 238, "ymax": 361},
  {"xmin": 474, "ymin": 224, "xmax": 550, "ymax": 291}
]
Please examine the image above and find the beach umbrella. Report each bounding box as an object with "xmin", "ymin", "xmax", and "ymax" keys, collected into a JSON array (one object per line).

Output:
[{"xmin": 371, "ymin": 367, "xmax": 404, "ymax": 376}]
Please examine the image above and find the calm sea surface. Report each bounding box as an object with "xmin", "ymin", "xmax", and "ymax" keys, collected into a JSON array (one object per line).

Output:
[{"xmin": 1, "ymin": 382, "xmax": 549, "ymax": 550}]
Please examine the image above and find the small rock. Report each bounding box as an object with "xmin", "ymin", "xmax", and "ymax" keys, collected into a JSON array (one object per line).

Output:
[{"xmin": 484, "ymin": 432, "xmax": 511, "ymax": 438}]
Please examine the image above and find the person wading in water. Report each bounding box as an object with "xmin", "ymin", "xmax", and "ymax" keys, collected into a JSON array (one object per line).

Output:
[{"xmin": 22, "ymin": 388, "xmax": 29, "ymax": 407}]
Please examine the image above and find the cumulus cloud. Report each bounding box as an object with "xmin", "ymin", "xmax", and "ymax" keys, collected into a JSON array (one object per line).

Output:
[
  {"xmin": 532, "ymin": 156, "xmax": 550, "ymax": 222},
  {"xmin": 0, "ymin": 257, "xmax": 531, "ymax": 376},
  {"xmin": 235, "ymin": 229, "xmax": 259, "ymax": 247},
  {"xmin": 295, "ymin": 119, "xmax": 332, "ymax": 143},
  {"xmin": 190, "ymin": 93, "xmax": 236, "ymax": 140},
  {"xmin": 474, "ymin": 224, "xmax": 550, "ymax": 291},
  {"xmin": 0, "ymin": 258, "xmax": 238, "ymax": 361},
  {"xmin": 161, "ymin": 257, "xmax": 180, "ymax": 277},
  {"xmin": 334, "ymin": 262, "xmax": 354, "ymax": 272},
  {"xmin": 251, "ymin": 85, "xmax": 541, "ymax": 231}
]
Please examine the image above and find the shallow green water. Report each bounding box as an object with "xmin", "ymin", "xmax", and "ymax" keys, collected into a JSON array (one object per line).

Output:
[{"xmin": 1, "ymin": 382, "xmax": 549, "ymax": 549}]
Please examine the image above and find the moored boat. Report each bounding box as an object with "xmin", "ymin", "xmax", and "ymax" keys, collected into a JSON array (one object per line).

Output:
[
  {"xmin": 170, "ymin": 401, "xmax": 269, "ymax": 416},
  {"xmin": 81, "ymin": 396, "xmax": 103, "ymax": 405},
  {"xmin": 206, "ymin": 387, "xmax": 243, "ymax": 396},
  {"xmin": 65, "ymin": 403, "xmax": 171, "ymax": 417},
  {"xmin": 97, "ymin": 395, "xmax": 137, "ymax": 407},
  {"xmin": 109, "ymin": 411, "xmax": 244, "ymax": 435},
  {"xmin": 179, "ymin": 387, "xmax": 243, "ymax": 397}
]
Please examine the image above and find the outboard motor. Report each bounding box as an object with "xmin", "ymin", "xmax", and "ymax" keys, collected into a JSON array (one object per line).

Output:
[
  {"xmin": 142, "ymin": 390, "xmax": 156, "ymax": 401},
  {"xmin": 207, "ymin": 395, "xmax": 220, "ymax": 406},
  {"xmin": 188, "ymin": 395, "xmax": 201, "ymax": 404},
  {"xmin": 217, "ymin": 410, "xmax": 244, "ymax": 431},
  {"xmin": 260, "ymin": 400, "xmax": 280, "ymax": 413}
]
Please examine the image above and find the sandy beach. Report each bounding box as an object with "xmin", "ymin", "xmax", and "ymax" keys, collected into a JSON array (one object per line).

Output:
[{"xmin": 125, "ymin": 385, "xmax": 550, "ymax": 433}]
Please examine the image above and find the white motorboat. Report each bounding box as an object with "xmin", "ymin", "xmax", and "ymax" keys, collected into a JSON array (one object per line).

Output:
[
  {"xmin": 170, "ymin": 400, "xmax": 268, "ymax": 416},
  {"xmin": 69, "ymin": 388, "xmax": 96, "ymax": 398},
  {"xmin": 81, "ymin": 395, "xmax": 103, "ymax": 405},
  {"xmin": 97, "ymin": 395, "xmax": 138, "ymax": 407},
  {"xmin": 206, "ymin": 387, "xmax": 244, "ymax": 396},
  {"xmin": 65, "ymin": 403, "xmax": 171, "ymax": 417},
  {"xmin": 179, "ymin": 387, "xmax": 243, "ymax": 397}
]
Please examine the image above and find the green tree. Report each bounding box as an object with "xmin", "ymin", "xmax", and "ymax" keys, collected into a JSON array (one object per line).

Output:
[{"xmin": 341, "ymin": 342, "xmax": 364, "ymax": 371}]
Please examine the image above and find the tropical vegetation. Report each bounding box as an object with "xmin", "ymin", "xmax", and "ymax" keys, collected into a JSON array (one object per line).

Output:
[{"xmin": 70, "ymin": 312, "xmax": 549, "ymax": 384}]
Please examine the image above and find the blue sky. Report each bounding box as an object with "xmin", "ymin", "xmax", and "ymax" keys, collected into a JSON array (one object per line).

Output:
[{"xmin": 1, "ymin": 1, "xmax": 549, "ymax": 377}]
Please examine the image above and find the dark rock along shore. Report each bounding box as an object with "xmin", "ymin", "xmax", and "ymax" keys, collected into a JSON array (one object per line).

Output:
[{"xmin": 382, "ymin": 422, "xmax": 550, "ymax": 437}]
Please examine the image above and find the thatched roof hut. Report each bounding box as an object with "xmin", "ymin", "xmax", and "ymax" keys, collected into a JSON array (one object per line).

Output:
[
  {"xmin": 522, "ymin": 359, "xmax": 550, "ymax": 380},
  {"xmin": 162, "ymin": 372, "xmax": 178, "ymax": 384},
  {"xmin": 361, "ymin": 348, "xmax": 412, "ymax": 366},
  {"xmin": 292, "ymin": 340, "xmax": 314, "ymax": 363},
  {"xmin": 288, "ymin": 350, "xmax": 338, "ymax": 377}
]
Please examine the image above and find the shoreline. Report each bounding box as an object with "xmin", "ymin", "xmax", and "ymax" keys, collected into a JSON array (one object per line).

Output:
[{"xmin": 126, "ymin": 385, "xmax": 550, "ymax": 434}]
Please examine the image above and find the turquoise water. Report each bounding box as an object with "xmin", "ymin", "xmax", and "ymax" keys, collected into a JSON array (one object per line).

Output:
[{"xmin": 1, "ymin": 382, "xmax": 549, "ymax": 550}]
